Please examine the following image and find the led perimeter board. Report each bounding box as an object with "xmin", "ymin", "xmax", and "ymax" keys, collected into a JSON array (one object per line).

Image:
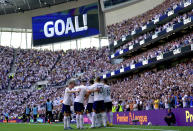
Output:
[{"xmin": 32, "ymin": 3, "xmax": 99, "ymax": 46}]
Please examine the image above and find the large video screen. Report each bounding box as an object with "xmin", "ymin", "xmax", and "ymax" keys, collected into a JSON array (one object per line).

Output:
[{"xmin": 32, "ymin": 3, "xmax": 99, "ymax": 46}]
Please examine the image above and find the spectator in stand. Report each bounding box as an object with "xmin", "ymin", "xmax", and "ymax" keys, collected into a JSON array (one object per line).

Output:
[
  {"xmin": 154, "ymin": 97, "xmax": 159, "ymax": 110},
  {"xmin": 175, "ymin": 98, "xmax": 183, "ymax": 108},
  {"xmin": 133, "ymin": 101, "xmax": 138, "ymax": 111}
]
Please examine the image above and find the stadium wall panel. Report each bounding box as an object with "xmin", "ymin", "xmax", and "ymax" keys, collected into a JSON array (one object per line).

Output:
[{"xmin": 83, "ymin": 108, "xmax": 193, "ymax": 126}]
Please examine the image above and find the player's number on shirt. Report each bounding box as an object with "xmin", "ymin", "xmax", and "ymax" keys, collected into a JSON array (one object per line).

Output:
[
  {"xmin": 98, "ymin": 87, "xmax": 103, "ymax": 94},
  {"xmin": 107, "ymin": 89, "xmax": 111, "ymax": 96}
]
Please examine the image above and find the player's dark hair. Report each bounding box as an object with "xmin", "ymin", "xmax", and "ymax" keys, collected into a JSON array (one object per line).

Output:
[
  {"xmin": 47, "ymin": 99, "xmax": 50, "ymax": 102},
  {"xmin": 95, "ymin": 77, "xmax": 101, "ymax": 82},
  {"xmin": 89, "ymin": 79, "xmax": 94, "ymax": 84},
  {"xmin": 103, "ymin": 79, "xmax": 108, "ymax": 84}
]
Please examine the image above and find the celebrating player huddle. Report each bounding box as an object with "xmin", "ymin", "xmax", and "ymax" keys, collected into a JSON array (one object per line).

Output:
[{"xmin": 62, "ymin": 77, "xmax": 113, "ymax": 129}]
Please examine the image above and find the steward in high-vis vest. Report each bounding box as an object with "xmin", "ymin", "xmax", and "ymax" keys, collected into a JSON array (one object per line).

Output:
[
  {"xmin": 112, "ymin": 106, "xmax": 116, "ymax": 113},
  {"xmin": 118, "ymin": 104, "xmax": 123, "ymax": 112},
  {"xmin": 117, "ymin": 101, "xmax": 123, "ymax": 112}
]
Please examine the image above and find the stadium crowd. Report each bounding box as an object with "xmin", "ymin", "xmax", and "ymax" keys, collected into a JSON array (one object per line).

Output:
[
  {"xmin": 0, "ymin": 46, "xmax": 13, "ymax": 90},
  {"xmin": 112, "ymin": 10, "xmax": 193, "ymax": 53},
  {"xmin": 0, "ymin": 0, "xmax": 192, "ymax": 120},
  {"xmin": 9, "ymin": 49, "xmax": 60, "ymax": 89},
  {"xmin": 0, "ymin": 0, "xmax": 191, "ymax": 90},
  {"xmin": 0, "ymin": 28, "xmax": 192, "ymax": 118},
  {"xmin": 107, "ymin": 0, "xmax": 187, "ymax": 43},
  {"xmin": 0, "ymin": 31, "xmax": 192, "ymax": 89},
  {"xmin": 111, "ymin": 60, "xmax": 193, "ymax": 111},
  {"xmin": 0, "ymin": 60, "xmax": 192, "ymax": 119},
  {"xmin": 47, "ymin": 47, "xmax": 110, "ymax": 86},
  {"xmin": 47, "ymin": 31, "xmax": 192, "ymax": 87},
  {"xmin": 109, "ymin": 32, "xmax": 193, "ymax": 71}
]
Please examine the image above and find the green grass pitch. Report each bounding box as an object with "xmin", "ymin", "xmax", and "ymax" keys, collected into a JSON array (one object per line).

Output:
[{"xmin": 0, "ymin": 123, "xmax": 193, "ymax": 131}]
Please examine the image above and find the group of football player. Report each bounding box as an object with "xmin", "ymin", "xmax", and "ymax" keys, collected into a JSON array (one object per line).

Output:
[{"xmin": 62, "ymin": 77, "xmax": 113, "ymax": 129}]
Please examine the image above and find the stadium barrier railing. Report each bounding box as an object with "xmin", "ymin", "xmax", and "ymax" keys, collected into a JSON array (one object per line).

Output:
[{"xmin": 101, "ymin": 44, "xmax": 193, "ymax": 79}]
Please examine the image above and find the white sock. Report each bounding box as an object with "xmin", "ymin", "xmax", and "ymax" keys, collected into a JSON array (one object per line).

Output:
[
  {"xmin": 76, "ymin": 114, "xmax": 80, "ymax": 129},
  {"xmin": 67, "ymin": 116, "xmax": 70, "ymax": 128},
  {"xmin": 64, "ymin": 116, "xmax": 67, "ymax": 129},
  {"xmin": 96, "ymin": 114, "xmax": 100, "ymax": 127},
  {"xmin": 91, "ymin": 112, "xmax": 96, "ymax": 127},
  {"xmin": 79, "ymin": 115, "xmax": 83, "ymax": 129},
  {"xmin": 87, "ymin": 113, "xmax": 92, "ymax": 123},
  {"xmin": 101, "ymin": 112, "xmax": 107, "ymax": 127},
  {"xmin": 100, "ymin": 113, "xmax": 103, "ymax": 126},
  {"xmin": 109, "ymin": 112, "xmax": 113, "ymax": 123}
]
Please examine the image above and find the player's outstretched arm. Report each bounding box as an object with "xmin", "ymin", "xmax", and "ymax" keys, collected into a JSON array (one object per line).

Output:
[{"xmin": 88, "ymin": 88, "xmax": 99, "ymax": 93}]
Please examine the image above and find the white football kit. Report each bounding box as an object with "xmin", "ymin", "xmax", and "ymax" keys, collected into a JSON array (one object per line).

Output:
[
  {"xmin": 103, "ymin": 85, "xmax": 112, "ymax": 103},
  {"xmin": 74, "ymin": 85, "xmax": 87, "ymax": 104},
  {"xmin": 92, "ymin": 83, "xmax": 105, "ymax": 102},
  {"xmin": 87, "ymin": 85, "xmax": 94, "ymax": 104},
  {"xmin": 63, "ymin": 87, "xmax": 72, "ymax": 106}
]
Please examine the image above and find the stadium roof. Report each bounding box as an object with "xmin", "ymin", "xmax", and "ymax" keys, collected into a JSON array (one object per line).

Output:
[{"xmin": 0, "ymin": 0, "xmax": 77, "ymax": 15}]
